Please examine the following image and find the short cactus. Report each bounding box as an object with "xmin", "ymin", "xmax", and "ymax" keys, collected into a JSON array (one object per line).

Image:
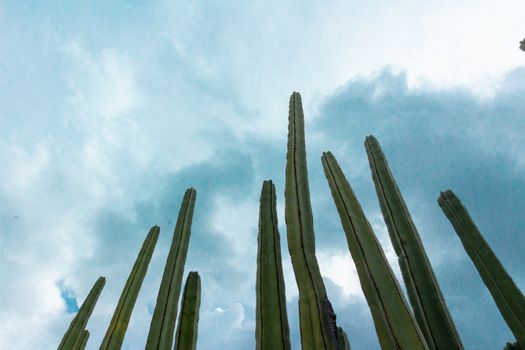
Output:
[
  {"xmin": 146, "ymin": 188, "xmax": 197, "ymax": 350},
  {"xmin": 438, "ymin": 190, "xmax": 525, "ymax": 348},
  {"xmin": 256, "ymin": 180, "xmax": 291, "ymax": 350},
  {"xmin": 321, "ymin": 151, "xmax": 428, "ymax": 350},
  {"xmin": 58, "ymin": 276, "xmax": 105, "ymax": 350},
  {"xmin": 100, "ymin": 226, "xmax": 160, "ymax": 350},
  {"xmin": 365, "ymin": 136, "xmax": 463, "ymax": 349},
  {"xmin": 285, "ymin": 92, "xmax": 340, "ymax": 350},
  {"xmin": 174, "ymin": 271, "xmax": 201, "ymax": 350}
]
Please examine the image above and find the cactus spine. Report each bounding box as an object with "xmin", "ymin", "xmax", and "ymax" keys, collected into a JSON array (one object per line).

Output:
[
  {"xmin": 146, "ymin": 188, "xmax": 197, "ymax": 350},
  {"xmin": 100, "ymin": 226, "xmax": 160, "ymax": 350},
  {"xmin": 58, "ymin": 276, "xmax": 105, "ymax": 350},
  {"xmin": 72, "ymin": 330, "xmax": 90, "ymax": 350},
  {"xmin": 285, "ymin": 92, "xmax": 339, "ymax": 350},
  {"xmin": 321, "ymin": 151, "xmax": 428, "ymax": 350},
  {"xmin": 174, "ymin": 272, "xmax": 201, "ymax": 350},
  {"xmin": 365, "ymin": 135, "xmax": 463, "ymax": 349},
  {"xmin": 337, "ymin": 327, "xmax": 351, "ymax": 350},
  {"xmin": 438, "ymin": 190, "xmax": 525, "ymax": 348},
  {"xmin": 256, "ymin": 180, "xmax": 291, "ymax": 350}
]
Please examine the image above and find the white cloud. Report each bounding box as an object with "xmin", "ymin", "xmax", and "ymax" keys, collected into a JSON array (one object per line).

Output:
[
  {"xmin": 63, "ymin": 43, "xmax": 142, "ymax": 120},
  {"xmin": 208, "ymin": 193, "xmax": 258, "ymax": 269},
  {"xmin": 0, "ymin": 141, "xmax": 50, "ymax": 196},
  {"xmin": 318, "ymin": 249, "xmax": 363, "ymax": 301}
]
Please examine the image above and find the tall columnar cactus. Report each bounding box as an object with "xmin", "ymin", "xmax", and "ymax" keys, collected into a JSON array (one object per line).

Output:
[
  {"xmin": 146, "ymin": 188, "xmax": 197, "ymax": 350},
  {"xmin": 174, "ymin": 271, "xmax": 201, "ymax": 350},
  {"xmin": 100, "ymin": 226, "xmax": 160, "ymax": 350},
  {"xmin": 72, "ymin": 330, "xmax": 90, "ymax": 350},
  {"xmin": 365, "ymin": 135, "xmax": 463, "ymax": 350},
  {"xmin": 337, "ymin": 327, "xmax": 351, "ymax": 350},
  {"xmin": 321, "ymin": 151, "xmax": 428, "ymax": 350},
  {"xmin": 285, "ymin": 92, "xmax": 339, "ymax": 350},
  {"xmin": 256, "ymin": 180, "xmax": 291, "ymax": 350},
  {"xmin": 438, "ymin": 190, "xmax": 525, "ymax": 348},
  {"xmin": 58, "ymin": 276, "xmax": 106, "ymax": 350}
]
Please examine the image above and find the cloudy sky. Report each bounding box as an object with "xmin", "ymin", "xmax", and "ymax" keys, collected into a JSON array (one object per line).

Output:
[{"xmin": 1, "ymin": 1, "xmax": 524, "ymax": 349}]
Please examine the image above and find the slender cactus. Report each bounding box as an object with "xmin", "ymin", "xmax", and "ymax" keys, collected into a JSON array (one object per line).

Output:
[
  {"xmin": 438, "ymin": 190, "xmax": 525, "ymax": 348},
  {"xmin": 365, "ymin": 135, "xmax": 463, "ymax": 349},
  {"xmin": 174, "ymin": 272, "xmax": 201, "ymax": 350},
  {"xmin": 322, "ymin": 151, "xmax": 428, "ymax": 350},
  {"xmin": 72, "ymin": 330, "xmax": 90, "ymax": 350},
  {"xmin": 58, "ymin": 276, "xmax": 105, "ymax": 350},
  {"xmin": 256, "ymin": 180, "xmax": 291, "ymax": 350},
  {"xmin": 100, "ymin": 226, "xmax": 160, "ymax": 350},
  {"xmin": 337, "ymin": 327, "xmax": 351, "ymax": 350},
  {"xmin": 285, "ymin": 92, "xmax": 339, "ymax": 350},
  {"xmin": 146, "ymin": 188, "xmax": 197, "ymax": 350}
]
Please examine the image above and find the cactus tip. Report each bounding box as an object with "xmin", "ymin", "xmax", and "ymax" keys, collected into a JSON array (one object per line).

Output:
[
  {"xmin": 438, "ymin": 189, "xmax": 456, "ymax": 205},
  {"xmin": 364, "ymin": 135, "xmax": 379, "ymax": 146}
]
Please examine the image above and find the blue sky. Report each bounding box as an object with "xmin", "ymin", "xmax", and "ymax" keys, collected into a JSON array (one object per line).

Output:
[{"xmin": 0, "ymin": 1, "xmax": 524, "ymax": 349}]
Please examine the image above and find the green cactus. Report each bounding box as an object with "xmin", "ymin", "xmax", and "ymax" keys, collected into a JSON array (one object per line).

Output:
[
  {"xmin": 256, "ymin": 180, "xmax": 291, "ymax": 350},
  {"xmin": 285, "ymin": 92, "xmax": 339, "ymax": 350},
  {"xmin": 58, "ymin": 276, "xmax": 105, "ymax": 350},
  {"xmin": 72, "ymin": 330, "xmax": 89, "ymax": 350},
  {"xmin": 438, "ymin": 190, "xmax": 525, "ymax": 348},
  {"xmin": 337, "ymin": 327, "xmax": 351, "ymax": 350},
  {"xmin": 174, "ymin": 271, "xmax": 201, "ymax": 350},
  {"xmin": 321, "ymin": 151, "xmax": 428, "ymax": 350},
  {"xmin": 146, "ymin": 188, "xmax": 197, "ymax": 350},
  {"xmin": 100, "ymin": 226, "xmax": 160, "ymax": 350},
  {"xmin": 365, "ymin": 135, "xmax": 463, "ymax": 350}
]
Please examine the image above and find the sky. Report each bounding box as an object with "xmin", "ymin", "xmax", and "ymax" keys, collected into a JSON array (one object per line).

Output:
[{"xmin": 0, "ymin": 1, "xmax": 524, "ymax": 349}]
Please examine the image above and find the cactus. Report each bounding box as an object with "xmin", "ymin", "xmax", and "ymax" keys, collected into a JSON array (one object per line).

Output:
[
  {"xmin": 100, "ymin": 225, "xmax": 160, "ymax": 350},
  {"xmin": 364, "ymin": 135, "xmax": 463, "ymax": 349},
  {"xmin": 321, "ymin": 151, "xmax": 428, "ymax": 350},
  {"xmin": 256, "ymin": 180, "xmax": 291, "ymax": 350},
  {"xmin": 173, "ymin": 271, "xmax": 201, "ymax": 350},
  {"xmin": 438, "ymin": 190, "xmax": 525, "ymax": 348},
  {"xmin": 146, "ymin": 188, "xmax": 197, "ymax": 350},
  {"xmin": 337, "ymin": 327, "xmax": 351, "ymax": 350},
  {"xmin": 285, "ymin": 92, "xmax": 339, "ymax": 350},
  {"xmin": 72, "ymin": 330, "xmax": 90, "ymax": 350},
  {"xmin": 58, "ymin": 276, "xmax": 105, "ymax": 350}
]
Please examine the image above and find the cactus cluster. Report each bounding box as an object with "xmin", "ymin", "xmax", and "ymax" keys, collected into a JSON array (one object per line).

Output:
[
  {"xmin": 58, "ymin": 189, "xmax": 199, "ymax": 350},
  {"xmin": 57, "ymin": 91, "xmax": 524, "ymax": 350},
  {"xmin": 365, "ymin": 137, "xmax": 463, "ymax": 350},
  {"xmin": 323, "ymin": 151, "xmax": 427, "ymax": 349}
]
